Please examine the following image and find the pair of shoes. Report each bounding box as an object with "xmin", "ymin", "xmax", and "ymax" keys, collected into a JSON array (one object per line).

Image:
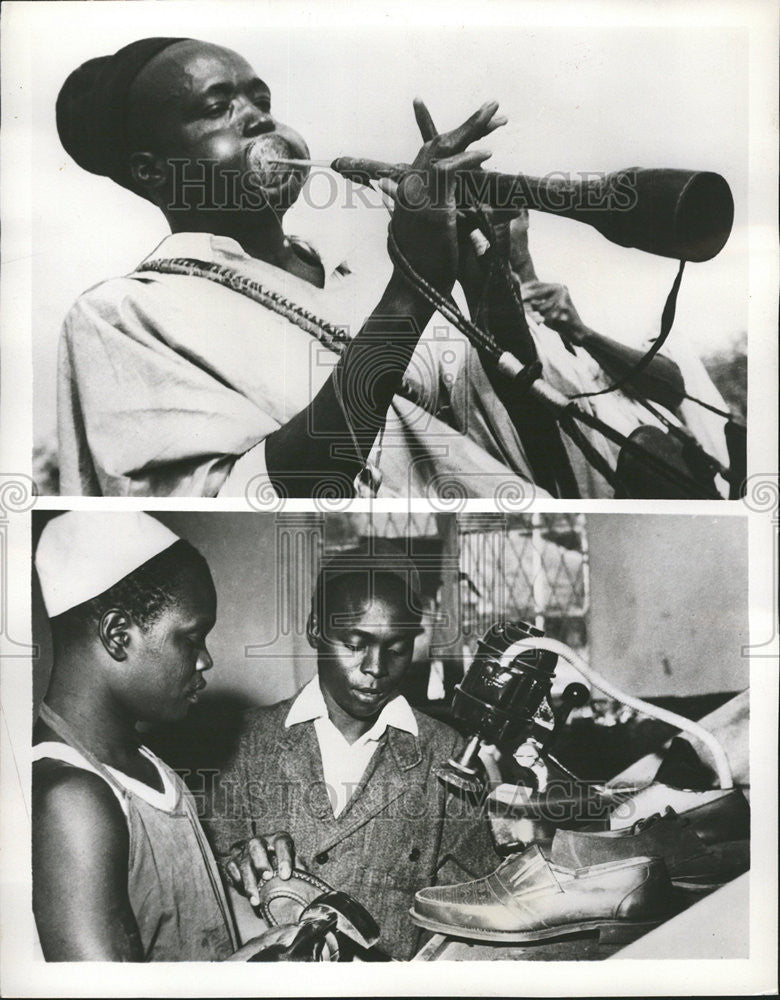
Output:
[
  {"xmin": 411, "ymin": 843, "xmax": 672, "ymax": 944},
  {"xmin": 412, "ymin": 782, "xmax": 750, "ymax": 944},
  {"xmin": 553, "ymin": 806, "xmax": 750, "ymax": 892}
]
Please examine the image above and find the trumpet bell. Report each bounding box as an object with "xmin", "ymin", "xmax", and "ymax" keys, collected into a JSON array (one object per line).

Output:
[
  {"xmin": 494, "ymin": 167, "xmax": 735, "ymax": 262},
  {"xmin": 595, "ymin": 168, "xmax": 735, "ymax": 263}
]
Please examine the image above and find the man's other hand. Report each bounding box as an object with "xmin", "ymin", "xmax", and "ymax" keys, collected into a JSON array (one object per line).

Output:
[
  {"xmin": 520, "ymin": 280, "xmax": 589, "ymax": 344},
  {"xmin": 224, "ymin": 831, "xmax": 295, "ymax": 907}
]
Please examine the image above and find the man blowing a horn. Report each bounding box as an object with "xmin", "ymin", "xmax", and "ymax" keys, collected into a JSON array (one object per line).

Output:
[{"xmin": 55, "ymin": 38, "xmax": 729, "ymax": 499}]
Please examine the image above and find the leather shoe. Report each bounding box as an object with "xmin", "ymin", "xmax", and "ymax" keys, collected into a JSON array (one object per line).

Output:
[
  {"xmin": 255, "ymin": 868, "xmax": 334, "ymax": 927},
  {"xmin": 411, "ymin": 843, "xmax": 672, "ymax": 944},
  {"xmin": 678, "ymin": 787, "xmax": 750, "ymax": 844},
  {"xmin": 552, "ymin": 809, "xmax": 749, "ymax": 891},
  {"xmin": 609, "ymin": 786, "xmax": 749, "ymax": 844}
]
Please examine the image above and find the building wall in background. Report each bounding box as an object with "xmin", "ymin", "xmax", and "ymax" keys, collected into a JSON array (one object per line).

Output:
[{"xmin": 587, "ymin": 514, "xmax": 748, "ymax": 697}]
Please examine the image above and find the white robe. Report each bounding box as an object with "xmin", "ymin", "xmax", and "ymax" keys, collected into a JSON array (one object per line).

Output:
[{"xmin": 57, "ymin": 205, "xmax": 730, "ymax": 498}]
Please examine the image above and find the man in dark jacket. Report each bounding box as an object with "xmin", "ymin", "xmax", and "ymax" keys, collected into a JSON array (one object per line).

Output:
[{"xmin": 205, "ymin": 544, "xmax": 499, "ymax": 959}]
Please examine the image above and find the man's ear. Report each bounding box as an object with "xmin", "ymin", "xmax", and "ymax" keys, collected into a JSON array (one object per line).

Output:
[
  {"xmin": 128, "ymin": 151, "xmax": 168, "ymax": 196},
  {"xmin": 98, "ymin": 608, "xmax": 133, "ymax": 662},
  {"xmin": 306, "ymin": 613, "xmax": 320, "ymax": 650}
]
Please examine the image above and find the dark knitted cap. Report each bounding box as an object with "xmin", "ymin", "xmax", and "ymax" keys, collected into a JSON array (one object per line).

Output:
[{"xmin": 56, "ymin": 37, "xmax": 189, "ymax": 187}]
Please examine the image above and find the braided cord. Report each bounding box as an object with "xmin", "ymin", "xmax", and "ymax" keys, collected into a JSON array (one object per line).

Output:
[
  {"xmin": 387, "ymin": 227, "xmax": 720, "ymax": 498},
  {"xmin": 140, "ymin": 250, "xmax": 523, "ymax": 390},
  {"xmin": 137, "ymin": 253, "xmax": 717, "ymax": 498},
  {"xmin": 138, "ymin": 256, "xmax": 435, "ymax": 409},
  {"xmin": 386, "ymin": 224, "xmax": 506, "ymax": 361},
  {"xmin": 137, "ymin": 257, "xmax": 351, "ymax": 356}
]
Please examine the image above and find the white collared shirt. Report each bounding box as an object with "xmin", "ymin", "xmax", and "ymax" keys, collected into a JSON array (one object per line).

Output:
[{"xmin": 285, "ymin": 677, "xmax": 418, "ymax": 817}]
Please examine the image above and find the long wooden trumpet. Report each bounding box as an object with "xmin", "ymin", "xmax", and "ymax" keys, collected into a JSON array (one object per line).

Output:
[{"xmin": 273, "ymin": 157, "xmax": 734, "ymax": 262}]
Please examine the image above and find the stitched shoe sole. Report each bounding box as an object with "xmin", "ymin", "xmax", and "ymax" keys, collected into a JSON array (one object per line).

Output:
[{"xmin": 410, "ymin": 908, "xmax": 661, "ymax": 945}]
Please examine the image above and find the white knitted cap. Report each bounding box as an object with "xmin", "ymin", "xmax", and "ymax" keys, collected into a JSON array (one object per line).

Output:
[{"xmin": 35, "ymin": 512, "xmax": 180, "ymax": 617}]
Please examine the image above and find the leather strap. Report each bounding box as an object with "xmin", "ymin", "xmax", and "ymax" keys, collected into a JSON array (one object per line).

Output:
[{"xmin": 570, "ymin": 259, "xmax": 686, "ymax": 401}]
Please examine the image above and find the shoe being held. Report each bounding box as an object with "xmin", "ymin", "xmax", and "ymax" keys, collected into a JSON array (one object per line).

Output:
[{"xmin": 411, "ymin": 843, "xmax": 672, "ymax": 944}]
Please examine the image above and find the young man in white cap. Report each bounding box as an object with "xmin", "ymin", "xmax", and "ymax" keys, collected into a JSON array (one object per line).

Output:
[
  {"xmin": 206, "ymin": 542, "xmax": 499, "ymax": 960},
  {"xmin": 33, "ymin": 511, "xmax": 295, "ymax": 961}
]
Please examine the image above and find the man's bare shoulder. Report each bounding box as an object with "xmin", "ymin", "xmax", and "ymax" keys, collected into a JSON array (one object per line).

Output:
[
  {"xmin": 33, "ymin": 758, "xmax": 127, "ymax": 839},
  {"xmin": 32, "ymin": 759, "xmax": 139, "ymax": 960}
]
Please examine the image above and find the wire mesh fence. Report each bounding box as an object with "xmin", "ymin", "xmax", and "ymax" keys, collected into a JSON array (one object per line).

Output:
[
  {"xmin": 457, "ymin": 513, "xmax": 589, "ymax": 656},
  {"xmin": 267, "ymin": 513, "xmax": 590, "ymax": 665}
]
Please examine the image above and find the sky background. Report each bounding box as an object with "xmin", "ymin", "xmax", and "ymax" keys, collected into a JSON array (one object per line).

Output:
[{"xmin": 4, "ymin": 1, "xmax": 753, "ymax": 446}]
